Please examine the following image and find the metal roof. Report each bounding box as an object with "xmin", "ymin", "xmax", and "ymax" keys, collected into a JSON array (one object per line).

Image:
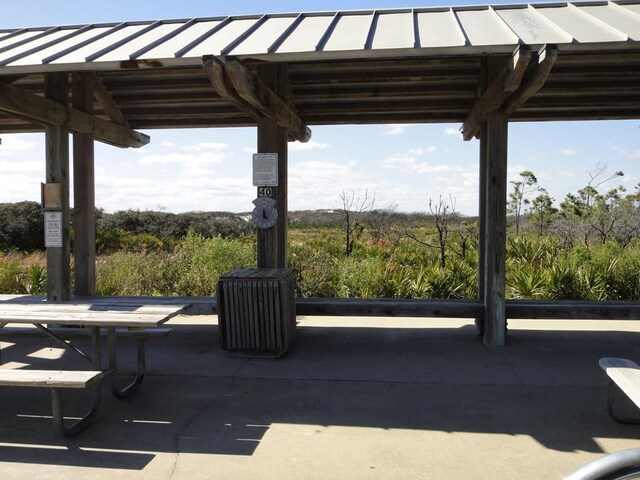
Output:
[
  {"xmin": 0, "ymin": 0, "xmax": 638, "ymax": 134},
  {"xmin": 0, "ymin": 1, "xmax": 638, "ymax": 70}
]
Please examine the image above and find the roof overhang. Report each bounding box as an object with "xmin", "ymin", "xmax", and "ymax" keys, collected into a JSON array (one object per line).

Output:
[{"xmin": 0, "ymin": 0, "xmax": 637, "ymax": 141}]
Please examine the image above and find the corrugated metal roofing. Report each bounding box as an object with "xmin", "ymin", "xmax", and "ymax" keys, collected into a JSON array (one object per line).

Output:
[
  {"xmin": 0, "ymin": 1, "xmax": 637, "ymax": 72},
  {"xmin": 0, "ymin": 1, "xmax": 638, "ymax": 134}
]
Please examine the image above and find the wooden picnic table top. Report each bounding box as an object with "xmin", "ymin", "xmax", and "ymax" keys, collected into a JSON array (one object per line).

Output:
[{"xmin": 0, "ymin": 295, "xmax": 192, "ymax": 328}]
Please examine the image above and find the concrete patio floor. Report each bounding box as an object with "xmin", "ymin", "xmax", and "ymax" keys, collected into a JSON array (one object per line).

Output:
[{"xmin": 1, "ymin": 315, "xmax": 640, "ymax": 479}]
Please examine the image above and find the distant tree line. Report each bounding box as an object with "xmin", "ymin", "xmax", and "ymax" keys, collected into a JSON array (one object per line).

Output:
[
  {"xmin": 0, "ymin": 201, "xmax": 45, "ymax": 251},
  {"xmin": 0, "ymin": 199, "xmax": 445, "ymax": 255},
  {"xmin": 2, "ymin": 162, "xmax": 638, "ymax": 259},
  {"xmin": 0, "ymin": 204, "xmax": 253, "ymax": 253}
]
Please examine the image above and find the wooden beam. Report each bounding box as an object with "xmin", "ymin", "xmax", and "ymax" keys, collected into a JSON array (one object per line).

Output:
[
  {"xmin": 503, "ymin": 44, "xmax": 558, "ymax": 115},
  {"xmin": 224, "ymin": 58, "xmax": 312, "ymax": 143},
  {"xmin": 45, "ymin": 73, "xmax": 71, "ymax": 302},
  {"xmin": 507, "ymin": 300, "xmax": 640, "ymax": 320},
  {"xmin": 0, "ymin": 81, "xmax": 148, "ymax": 148},
  {"xmin": 296, "ymin": 298, "xmax": 640, "ymax": 320},
  {"xmin": 483, "ymin": 108, "xmax": 509, "ymax": 347},
  {"xmin": 92, "ymin": 73, "xmax": 131, "ymax": 128},
  {"xmin": 462, "ymin": 45, "xmax": 531, "ymax": 141},
  {"xmin": 72, "ymin": 73, "xmax": 96, "ymax": 297},
  {"xmin": 297, "ymin": 298, "xmax": 484, "ymax": 318},
  {"xmin": 202, "ymin": 56, "xmax": 262, "ymax": 121}
]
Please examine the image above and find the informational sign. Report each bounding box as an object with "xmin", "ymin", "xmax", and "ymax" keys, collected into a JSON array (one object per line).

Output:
[
  {"xmin": 45, "ymin": 211, "xmax": 63, "ymax": 248},
  {"xmin": 253, "ymin": 153, "xmax": 278, "ymax": 187}
]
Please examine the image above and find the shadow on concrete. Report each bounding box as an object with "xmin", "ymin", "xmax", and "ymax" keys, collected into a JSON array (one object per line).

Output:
[{"xmin": 1, "ymin": 320, "xmax": 640, "ymax": 469}]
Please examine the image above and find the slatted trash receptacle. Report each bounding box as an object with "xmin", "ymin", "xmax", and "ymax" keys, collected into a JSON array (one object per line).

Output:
[{"xmin": 217, "ymin": 268, "xmax": 296, "ymax": 358}]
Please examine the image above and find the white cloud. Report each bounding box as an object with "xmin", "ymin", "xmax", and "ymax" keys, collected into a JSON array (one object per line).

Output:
[
  {"xmin": 0, "ymin": 134, "xmax": 38, "ymax": 156},
  {"xmin": 557, "ymin": 169, "xmax": 578, "ymax": 178},
  {"xmin": 289, "ymin": 140, "xmax": 332, "ymax": 152},
  {"xmin": 623, "ymin": 149, "xmax": 640, "ymax": 160},
  {"xmin": 385, "ymin": 124, "xmax": 406, "ymax": 136},
  {"xmin": 407, "ymin": 146, "xmax": 438, "ymax": 155},
  {"xmin": 137, "ymin": 151, "xmax": 226, "ymax": 168},
  {"xmin": 291, "ymin": 160, "xmax": 355, "ymax": 181},
  {"xmin": 0, "ymin": 159, "xmax": 41, "ymax": 174},
  {"xmin": 160, "ymin": 141, "xmax": 176, "ymax": 148},
  {"xmin": 444, "ymin": 127, "xmax": 462, "ymax": 137},
  {"xmin": 382, "ymin": 153, "xmax": 478, "ymax": 180},
  {"xmin": 180, "ymin": 167, "xmax": 216, "ymax": 178},
  {"xmin": 382, "ymin": 153, "xmax": 421, "ymax": 171},
  {"xmin": 289, "ymin": 160, "xmax": 365, "ymax": 208},
  {"xmin": 181, "ymin": 142, "xmax": 228, "ymax": 152},
  {"xmin": 562, "ymin": 148, "xmax": 577, "ymax": 156},
  {"xmin": 95, "ymin": 168, "xmax": 255, "ymax": 213}
]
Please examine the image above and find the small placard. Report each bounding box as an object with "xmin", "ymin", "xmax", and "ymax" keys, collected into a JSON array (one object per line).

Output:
[
  {"xmin": 45, "ymin": 211, "xmax": 63, "ymax": 248},
  {"xmin": 253, "ymin": 153, "xmax": 278, "ymax": 187},
  {"xmin": 41, "ymin": 182, "xmax": 62, "ymax": 210},
  {"xmin": 257, "ymin": 186, "xmax": 274, "ymax": 197}
]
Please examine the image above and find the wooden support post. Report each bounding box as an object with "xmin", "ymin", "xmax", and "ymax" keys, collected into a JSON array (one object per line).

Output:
[
  {"xmin": 72, "ymin": 73, "xmax": 96, "ymax": 297},
  {"xmin": 45, "ymin": 73, "xmax": 71, "ymax": 301},
  {"xmin": 483, "ymin": 106, "xmax": 508, "ymax": 347},
  {"xmin": 476, "ymin": 121, "xmax": 487, "ymax": 336},
  {"xmin": 256, "ymin": 63, "xmax": 288, "ymax": 269},
  {"xmin": 475, "ymin": 59, "xmax": 488, "ymax": 336}
]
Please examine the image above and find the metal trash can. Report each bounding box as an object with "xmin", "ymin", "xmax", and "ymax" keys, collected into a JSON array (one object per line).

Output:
[{"xmin": 217, "ymin": 268, "xmax": 296, "ymax": 358}]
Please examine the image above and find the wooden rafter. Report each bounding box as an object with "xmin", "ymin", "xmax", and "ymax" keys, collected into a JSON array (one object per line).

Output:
[
  {"xmin": 202, "ymin": 56, "xmax": 262, "ymax": 122},
  {"xmin": 503, "ymin": 44, "xmax": 558, "ymax": 115},
  {"xmin": 203, "ymin": 55, "xmax": 312, "ymax": 143},
  {"xmin": 224, "ymin": 57, "xmax": 312, "ymax": 143},
  {"xmin": 461, "ymin": 45, "xmax": 531, "ymax": 141},
  {"xmin": 92, "ymin": 73, "xmax": 131, "ymax": 128},
  {"xmin": 0, "ymin": 80, "xmax": 149, "ymax": 148}
]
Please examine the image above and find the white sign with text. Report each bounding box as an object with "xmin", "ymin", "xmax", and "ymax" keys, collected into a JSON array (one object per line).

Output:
[
  {"xmin": 45, "ymin": 211, "xmax": 63, "ymax": 248},
  {"xmin": 252, "ymin": 153, "xmax": 278, "ymax": 186}
]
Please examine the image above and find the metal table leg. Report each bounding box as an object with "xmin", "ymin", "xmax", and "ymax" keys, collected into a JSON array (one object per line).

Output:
[
  {"xmin": 107, "ymin": 326, "xmax": 146, "ymax": 399},
  {"xmin": 0, "ymin": 322, "xmax": 5, "ymax": 364},
  {"xmin": 51, "ymin": 326, "xmax": 103, "ymax": 436}
]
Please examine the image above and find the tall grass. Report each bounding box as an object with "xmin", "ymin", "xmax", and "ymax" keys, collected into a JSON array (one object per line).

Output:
[
  {"xmin": 2, "ymin": 228, "xmax": 640, "ymax": 300},
  {"xmin": 0, "ymin": 252, "xmax": 46, "ymax": 294},
  {"xmin": 95, "ymin": 232, "xmax": 255, "ymax": 296}
]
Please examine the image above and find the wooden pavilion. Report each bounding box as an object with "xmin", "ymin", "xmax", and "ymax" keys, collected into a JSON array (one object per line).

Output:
[{"xmin": 0, "ymin": 1, "xmax": 638, "ymax": 346}]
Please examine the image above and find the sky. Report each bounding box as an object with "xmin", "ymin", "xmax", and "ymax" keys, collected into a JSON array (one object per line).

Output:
[{"xmin": 0, "ymin": 0, "xmax": 638, "ymax": 216}]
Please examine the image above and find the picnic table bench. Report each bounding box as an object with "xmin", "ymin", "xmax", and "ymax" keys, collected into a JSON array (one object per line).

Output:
[
  {"xmin": 599, "ymin": 357, "xmax": 640, "ymax": 424},
  {"xmin": 0, "ymin": 295, "xmax": 191, "ymax": 435}
]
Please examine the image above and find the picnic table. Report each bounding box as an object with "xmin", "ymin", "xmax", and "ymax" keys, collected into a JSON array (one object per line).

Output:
[{"xmin": 0, "ymin": 295, "xmax": 191, "ymax": 435}]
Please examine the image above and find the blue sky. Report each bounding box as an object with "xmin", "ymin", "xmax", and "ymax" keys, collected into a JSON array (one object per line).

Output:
[{"xmin": 0, "ymin": 0, "xmax": 638, "ymax": 215}]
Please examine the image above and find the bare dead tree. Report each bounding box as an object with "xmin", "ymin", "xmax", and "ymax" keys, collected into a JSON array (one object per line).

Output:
[
  {"xmin": 339, "ymin": 189, "xmax": 376, "ymax": 256},
  {"xmin": 367, "ymin": 204, "xmax": 398, "ymax": 245},
  {"xmin": 451, "ymin": 220, "xmax": 478, "ymax": 261},
  {"xmin": 405, "ymin": 195, "xmax": 457, "ymax": 269}
]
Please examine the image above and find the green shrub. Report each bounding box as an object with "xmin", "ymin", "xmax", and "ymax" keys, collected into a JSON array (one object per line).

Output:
[
  {"xmin": 289, "ymin": 245, "xmax": 339, "ymax": 297},
  {"xmin": 336, "ymin": 257, "xmax": 393, "ymax": 298},
  {"xmin": 22, "ymin": 264, "xmax": 47, "ymax": 294},
  {"xmin": 0, "ymin": 255, "xmax": 21, "ymax": 294},
  {"xmin": 507, "ymin": 268, "xmax": 548, "ymax": 299},
  {"xmin": 171, "ymin": 232, "xmax": 256, "ymax": 296},
  {"xmin": 95, "ymin": 251, "xmax": 173, "ymax": 296}
]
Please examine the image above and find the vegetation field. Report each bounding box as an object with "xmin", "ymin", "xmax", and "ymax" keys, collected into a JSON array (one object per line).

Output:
[{"xmin": 0, "ymin": 166, "xmax": 639, "ymax": 300}]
